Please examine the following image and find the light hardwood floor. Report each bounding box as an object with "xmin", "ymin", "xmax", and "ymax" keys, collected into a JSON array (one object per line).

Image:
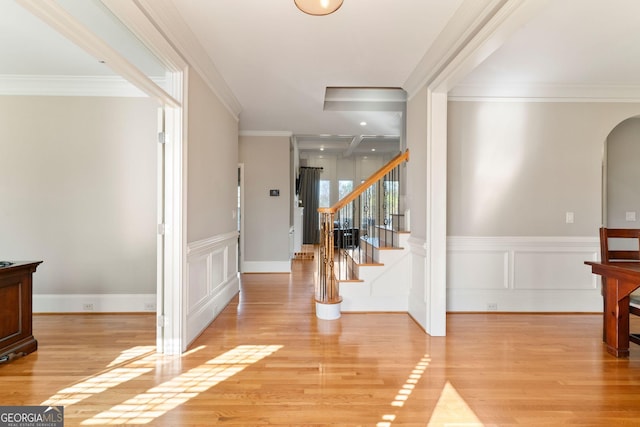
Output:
[{"xmin": 2, "ymin": 258, "xmax": 640, "ymax": 426}]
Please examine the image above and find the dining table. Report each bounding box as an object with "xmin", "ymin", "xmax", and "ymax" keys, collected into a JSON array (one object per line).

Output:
[{"xmin": 584, "ymin": 261, "xmax": 640, "ymax": 357}]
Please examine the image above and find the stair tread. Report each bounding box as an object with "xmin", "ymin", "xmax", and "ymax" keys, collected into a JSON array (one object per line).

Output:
[{"xmin": 342, "ymin": 249, "xmax": 384, "ymax": 266}]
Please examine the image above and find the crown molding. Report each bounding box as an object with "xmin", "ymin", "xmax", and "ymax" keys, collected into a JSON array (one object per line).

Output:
[
  {"xmin": 239, "ymin": 130, "xmax": 293, "ymax": 138},
  {"xmin": 404, "ymin": 0, "xmax": 551, "ymax": 98},
  {"xmin": 0, "ymin": 75, "xmax": 150, "ymax": 97},
  {"xmin": 135, "ymin": 0, "xmax": 242, "ymax": 120},
  {"xmin": 449, "ymin": 83, "xmax": 640, "ymax": 103},
  {"xmin": 16, "ymin": 0, "xmax": 178, "ymax": 106}
]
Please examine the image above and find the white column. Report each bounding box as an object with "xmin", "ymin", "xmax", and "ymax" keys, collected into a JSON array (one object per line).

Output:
[{"xmin": 424, "ymin": 89, "xmax": 448, "ymax": 336}]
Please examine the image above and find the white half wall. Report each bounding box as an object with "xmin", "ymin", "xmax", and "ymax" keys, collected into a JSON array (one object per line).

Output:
[
  {"xmin": 185, "ymin": 232, "xmax": 239, "ymax": 346},
  {"xmin": 447, "ymin": 236, "xmax": 601, "ymax": 312}
]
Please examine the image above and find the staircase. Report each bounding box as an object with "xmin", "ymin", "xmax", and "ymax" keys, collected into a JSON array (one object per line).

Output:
[
  {"xmin": 338, "ymin": 228, "xmax": 411, "ymax": 311},
  {"xmin": 316, "ymin": 150, "xmax": 410, "ymax": 315}
]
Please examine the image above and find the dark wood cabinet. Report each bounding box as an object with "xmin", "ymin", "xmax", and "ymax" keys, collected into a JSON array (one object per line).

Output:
[{"xmin": 0, "ymin": 261, "xmax": 42, "ymax": 361}]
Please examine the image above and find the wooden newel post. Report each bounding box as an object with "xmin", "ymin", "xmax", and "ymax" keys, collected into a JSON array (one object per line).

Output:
[{"xmin": 316, "ymin": 210, "xmax": 341, "ymax": 319}]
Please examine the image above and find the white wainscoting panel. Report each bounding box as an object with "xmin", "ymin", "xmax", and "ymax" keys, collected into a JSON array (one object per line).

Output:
[
  {"xmin": 448, "ymin": 251, "xmax": 508, "ymax": 290},
  {"xmin": 514, "ymin": 251, "xmax": 597, "ymax": 290},
  {"xmin": 187, "ymin": 253, "xmax": 209, "ymax": 309},
  {"xmin": 447, "ymin": 236, "xmax": 601, "ymax": 312},
  {"xmin": 407, "ymin": 236, "xmax": 428, "ymax": 331},
  {"xmin": 186, "ymin": 231, "xmax": 240, "ymax": 346}
]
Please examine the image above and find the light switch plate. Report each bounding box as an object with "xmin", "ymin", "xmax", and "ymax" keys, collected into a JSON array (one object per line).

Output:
[
  {"xmin": 565, "ymin": 212, "xmax": 574, "ymax": 224},
  {"xmin": 626, "ymin": 211, "xmax": 637, "ymax": 221}
]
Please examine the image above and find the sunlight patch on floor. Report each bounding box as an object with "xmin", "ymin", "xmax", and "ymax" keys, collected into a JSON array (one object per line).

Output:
[
  {"xmin": 377, "ymin": 354, "xmax": 431, "ymax": 427},
  {"xmin": 80, "ymin": 344, "xmax": 282, "ymax": 425},
  {"xmin": 107, "ymin": 346, "xmax": 157, "ymax": 367},
  {"xmin": 42, "ymin": 346, "xmax": 161, "ymax": 407},
  {"xmin": 427, "ymin": 381, "xmax": 483, "ymax": 427}
]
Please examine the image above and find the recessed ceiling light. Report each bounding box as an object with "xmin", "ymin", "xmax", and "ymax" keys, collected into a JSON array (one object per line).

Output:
[
  {"xmin": 371, "ymin": 148, "xmax": 376, "ymax": 152},
  {"xmin": 320, "ymin": 147, "xmax": 325, "ymax": 151},
  {"xmin": 360, "ymin": 121, "xmax": 367, "ymax": 126}
]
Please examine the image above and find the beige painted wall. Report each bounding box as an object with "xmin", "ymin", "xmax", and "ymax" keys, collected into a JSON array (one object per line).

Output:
[
  {"xmin": 239, "ymin": 135, "xmax": 290, "ymax": 265},
  {"xmin": 186, "ymin": 72, "xmax": 239, "ymax": 242},
  {"xmin": 447, "ymin": 101, "xmax": 640, "ymax": 236},
  {"xmin": 0, "ymin": 95, "xmax": 158, "ymax": 294}
]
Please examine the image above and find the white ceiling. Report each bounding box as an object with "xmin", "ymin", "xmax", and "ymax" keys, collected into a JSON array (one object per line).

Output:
[
  {"xmin": 3, "ymin": 0, "xmax": 640, "ymax": 154},
  {"xmin": 166, "ymin": 0, "xmax": 463, "ymax": 138}
]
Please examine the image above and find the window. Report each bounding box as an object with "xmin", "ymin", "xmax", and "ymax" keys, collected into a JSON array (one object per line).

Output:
[
  {"xmin": 338, "ymin": 180, "xmax": 353, "ymax": 200},
  {"xmin": 319, "ymin": 180, "xmax": 330, "ymax": 208}
]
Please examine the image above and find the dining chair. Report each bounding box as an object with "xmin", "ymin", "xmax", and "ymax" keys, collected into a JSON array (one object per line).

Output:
[{"xmin": 599, "ymin": 227, "xmax": 640, "ymax": 345}]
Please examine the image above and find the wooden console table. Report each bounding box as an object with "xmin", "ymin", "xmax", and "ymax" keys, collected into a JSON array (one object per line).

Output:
[
  {"xmin": 0, "ymin": 261, "xmax": 42, "ymax": 362},
  {"xmin": 584, "ymin": 261, "xmax": 640, "ymax": 357}
]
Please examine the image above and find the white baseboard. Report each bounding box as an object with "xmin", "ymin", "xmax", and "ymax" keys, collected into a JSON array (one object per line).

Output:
[{"xmin": 33, "ymin": 293, "xmax": 156, "ymax": 313}]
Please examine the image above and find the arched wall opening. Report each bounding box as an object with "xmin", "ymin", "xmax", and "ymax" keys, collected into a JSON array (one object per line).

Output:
[{"xmin": 603, "ymin": 116, "xmax": 640, "ymax": 228}]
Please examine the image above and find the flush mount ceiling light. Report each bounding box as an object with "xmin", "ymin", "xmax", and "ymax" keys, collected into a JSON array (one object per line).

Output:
[{"xmin": 294, "ymin": 0, "xmax": 343, "ymax": 16}]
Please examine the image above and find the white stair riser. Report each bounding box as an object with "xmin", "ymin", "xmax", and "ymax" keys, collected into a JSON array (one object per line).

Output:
[{"xmin": 340, "ymin": 245, "xmax": 410, "ymax": 312}]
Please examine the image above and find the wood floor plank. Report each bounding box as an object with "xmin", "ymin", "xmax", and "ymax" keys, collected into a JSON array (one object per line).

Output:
[{"xmin": 1, "ymin": 257, "xmax": 640, "ymax": 425}]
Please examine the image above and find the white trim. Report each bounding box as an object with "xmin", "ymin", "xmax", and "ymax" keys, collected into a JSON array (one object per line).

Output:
[
  {"xmin": 33, "ymin": 294, "xmax": 156, "ymax": 313},
  {"xmin": 449, "ymin": 82, "xmax": 640, "ymax": 103},
  {"xmin": 135, "ymin": 0, "xmax": 242, "ymax": 120},
  {"xmin": 243, "ymin": 261, "xmax": 292, "ymax": 273},
  {"xmin": 447, "ymin": 235, "xmax": 599, "ymax": 249},
  {"xmin": 101, "ymin": 0, "xmax": 186, "ymax": 72},
  {"xmin": 239, "ymin": 130, "xmax": 293, "ymax": 137},
  {"xmin": 0, "ymin": 75, "xmax": 151, "ymax": 97},
  {"xmin": 405, "ymin": 0, "xmax": 551, "ymax": 98},
  {"xmin": 424, "ymin": 90, "xmax": 448, "ymax": 337},
  {"xmin": 449, "ymin": 96, "xmax": 640, "ymax": 103},
  {"xmin": 407, "ymin": 236, "xmax": 428, "ymax": 256},
  {"xmin": 187, "ymin": 231, "xmax": 239, "ymax": 257},
  {"xmin": 238, "ymin": 163, "xmax": 245, "ymax": 273},
  {"xmin": 161, "ymin": 101, "xmax": 185, "ymax": 355},
  {"xmin": 17, "ymin": 0, "xmax": 179, "ymax": 107}
]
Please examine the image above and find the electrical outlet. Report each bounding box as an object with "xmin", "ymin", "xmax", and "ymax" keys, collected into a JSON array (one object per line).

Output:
[
  {"xmin": 144, "ymin": 302, "xmax": 156, "ymax": 311},
  {"xmin": 487, "ymin": 303, "xmax": 498, "ymax": 311},
  {"xmin": 82, "ymin": 303, "xmax": 94, "ymax": 311}
]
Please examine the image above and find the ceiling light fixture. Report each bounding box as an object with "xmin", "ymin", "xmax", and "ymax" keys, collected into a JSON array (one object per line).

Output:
[
  {"xmin": 360, "ymin": 121, "xmax": 367, "ymax": 126},
  {"xmin": 294, "ymin": 0, "xmax": 343, "ymax": 16}
]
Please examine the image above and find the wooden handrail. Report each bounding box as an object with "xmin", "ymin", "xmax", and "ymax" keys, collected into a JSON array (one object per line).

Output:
[{"xmin": 318, "ymin": 149, "xmax": 409, "ymax": 214}]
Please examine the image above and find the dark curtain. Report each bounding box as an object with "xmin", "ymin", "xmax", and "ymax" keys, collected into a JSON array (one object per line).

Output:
[{"xmin": 299, "ymin": 166, "xmax": 322, "ymax": 244}]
